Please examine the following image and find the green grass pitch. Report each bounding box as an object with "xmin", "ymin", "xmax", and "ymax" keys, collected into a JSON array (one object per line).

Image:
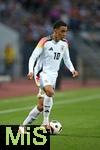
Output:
[{"xmin": 0, "ymin": 87, "xmax": 100, "ymax": 150}]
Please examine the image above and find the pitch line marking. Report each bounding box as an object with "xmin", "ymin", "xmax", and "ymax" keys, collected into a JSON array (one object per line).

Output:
[{"xmin": 0, "ymin": 94, "xmax": 100, "ymax": 114}]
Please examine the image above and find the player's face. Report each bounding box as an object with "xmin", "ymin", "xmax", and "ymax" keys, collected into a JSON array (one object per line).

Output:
[{"xmin": 55, "ymin": 26, "xmax": 68, "ymax": 40}]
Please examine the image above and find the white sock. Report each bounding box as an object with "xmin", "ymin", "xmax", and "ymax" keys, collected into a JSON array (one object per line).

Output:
[
  {"xmin": 42, "ymin": 94, "xmax": 53, "ymax": 125},
  {"xmin": 23, "ymin": 106, "xmax": 41, "ymax": 125}
]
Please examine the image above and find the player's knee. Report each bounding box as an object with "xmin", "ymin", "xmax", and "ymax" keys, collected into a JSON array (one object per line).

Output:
[
  {"xmin": 37, "ymin": 104, "xmax": 43, "ymax": 112},
  {"xmin": 44, "ymin": 85, "xmax": 55, "ymax": 97},
  {"xmin": 45, "ymin": 90, "xmax": 54, "ymax": 97}
]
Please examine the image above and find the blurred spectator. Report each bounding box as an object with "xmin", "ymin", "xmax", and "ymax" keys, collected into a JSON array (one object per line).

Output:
[
  {"xmin": 69, "ymin": 6, "xmax": 81, "ymax": 32},
  {"xmin": 49, "ymin": 4, "xmax": 61, "ymax": 23},
  {"xmin": 0, "ymin": 0, "xmax": 6, "ymax": 20},
  {"xmin": 21, "ymin": 31, "xmax": 36, "ymax": 76},
  {"xmin": 4, "ymin": 43, "xmax": 16, "ymax": 81}
]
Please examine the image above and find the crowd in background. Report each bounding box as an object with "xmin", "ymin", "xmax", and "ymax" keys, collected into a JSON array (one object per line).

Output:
[
  {"xmin": 0, "ymin": 0, "xmax": 99, "ymax": 34},
  {"xmin": 0, "ymin": 0, "xmax": 100, "ymax": 82}
]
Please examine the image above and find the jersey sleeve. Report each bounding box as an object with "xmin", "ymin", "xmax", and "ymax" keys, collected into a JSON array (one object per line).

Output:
[
  {"xmin": 28, "ymin": 37, "xmax": 47, "ymax": 73},
  {"xmin": 63, "ymin": 45, "xmax": 75, "ymax": 73}
]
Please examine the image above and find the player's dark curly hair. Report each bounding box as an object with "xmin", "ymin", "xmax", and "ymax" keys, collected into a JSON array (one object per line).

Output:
[{"xmin": 53, "ymin": 20, "xmax": 67, "ymax": 29}]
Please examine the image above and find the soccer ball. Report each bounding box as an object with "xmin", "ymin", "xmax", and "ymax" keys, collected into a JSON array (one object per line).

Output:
[{"xmin": 50, "ymin": 120, "xmax": 62, "ymax": 135}]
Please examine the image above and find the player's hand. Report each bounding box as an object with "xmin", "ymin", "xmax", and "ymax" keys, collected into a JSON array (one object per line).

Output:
[
  {"xmin": 27, "ymin": 72, "xmax": 33, "ymax": 80},
  {"xmin": 72, "ymin": 70, "xmax": 79, "ymax": 78}
]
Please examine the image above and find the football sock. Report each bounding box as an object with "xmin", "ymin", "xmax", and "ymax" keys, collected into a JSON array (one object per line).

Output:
[
  {"xmin": 42, "ymin": 94, "xmax": 53, "ymax": 125},
  {"xmin": 23, "ymin": 106, "xmax": 41, "ymax": 125}
]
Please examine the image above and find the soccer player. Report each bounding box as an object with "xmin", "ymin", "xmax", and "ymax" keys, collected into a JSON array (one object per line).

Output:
[{"xmin": 19, "ymin": 20, "xmax": 79, "ymax": 133}]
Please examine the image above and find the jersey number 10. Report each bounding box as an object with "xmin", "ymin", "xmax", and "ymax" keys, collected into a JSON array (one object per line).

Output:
[{"xmin": 54, "ymin": 52, "xmax": 60, "ymax": 60}]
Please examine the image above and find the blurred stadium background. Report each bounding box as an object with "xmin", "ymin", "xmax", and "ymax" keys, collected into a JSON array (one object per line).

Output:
[
  {"xmin": 0, "ymin": 0, "xmax": 100, "ymax": 86},
  {"xmin": 0, "ymin": 1, "xmax": 100, "ymax": 149}
]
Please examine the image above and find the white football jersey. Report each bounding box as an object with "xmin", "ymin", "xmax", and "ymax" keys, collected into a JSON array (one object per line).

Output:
[{"xmin": 29, "ymin": 36, "xmax": 75, "ymax": 75}]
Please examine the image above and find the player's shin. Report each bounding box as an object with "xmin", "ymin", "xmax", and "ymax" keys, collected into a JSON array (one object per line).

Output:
[
  {"xmin": 42, "ymin": 94, "xmax": 53, "ymax": 125},
  {"xmin": 23, "ymin": 106, "xmax": 41, "ymax": 125}
]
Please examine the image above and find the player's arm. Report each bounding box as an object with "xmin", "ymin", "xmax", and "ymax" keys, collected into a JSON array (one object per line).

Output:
[
  {"xmin": 63, "ymin": 45, "xmax": 79, "ymax": 78},
  {"xmin": 28, "ymin": 38, "xmax": 46, "ymax": 80}
]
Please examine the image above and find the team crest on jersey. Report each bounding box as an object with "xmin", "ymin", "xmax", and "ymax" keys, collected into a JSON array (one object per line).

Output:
[{"xmin": 61, "ymin": 45, "xmax": 64, "ymax": 51}]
